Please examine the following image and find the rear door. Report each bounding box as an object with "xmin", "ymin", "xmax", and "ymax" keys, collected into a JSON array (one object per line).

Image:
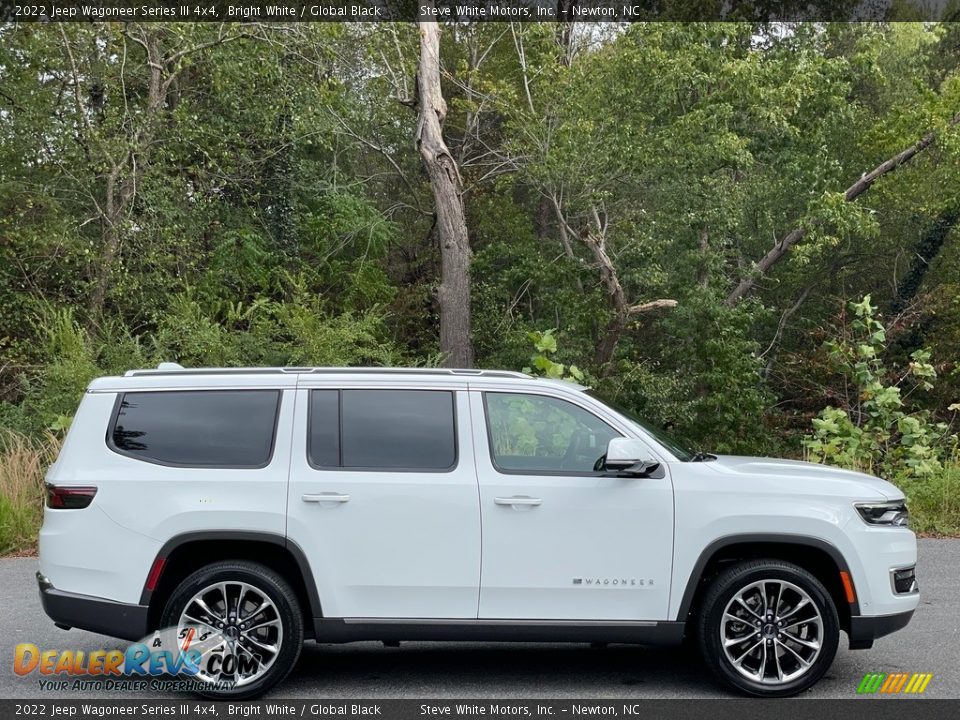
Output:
[{"xmin": 287, "ymin": 380, "xmax": 481, "ymax": 619}]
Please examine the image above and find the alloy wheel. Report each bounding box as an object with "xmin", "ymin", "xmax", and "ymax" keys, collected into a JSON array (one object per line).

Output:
[
  {"xmin": 177, "ymin": 580, "xmax": 284, "ymax": 687},
  {"xmin": 719, "ymin": 578, "xmax": 824, "ymax": 685}
]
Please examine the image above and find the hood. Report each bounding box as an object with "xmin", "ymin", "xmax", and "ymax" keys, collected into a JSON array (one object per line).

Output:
[{"xmin": 703, "ymin": 455, "xmax": 902, "ymax": 501}]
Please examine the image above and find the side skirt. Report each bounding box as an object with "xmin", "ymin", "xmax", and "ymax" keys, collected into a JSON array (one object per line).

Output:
[{"xmin": 313, "ymin": 618, "xmax": 685, "ymax": 645}]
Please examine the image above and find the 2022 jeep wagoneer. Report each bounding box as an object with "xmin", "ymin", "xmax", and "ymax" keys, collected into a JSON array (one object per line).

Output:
[{"xmin": 39, "ymin": 365, "xmax": 918, "ymax": 698}]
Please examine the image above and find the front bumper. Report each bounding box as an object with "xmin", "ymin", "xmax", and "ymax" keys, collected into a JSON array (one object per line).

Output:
[
  {"xmin": 37, "ymin": 571, "xmax": 149, "ymax": 642},
  {"xmin": 848, "ymin": 609, "xmax": 915, "ymax": 650}
]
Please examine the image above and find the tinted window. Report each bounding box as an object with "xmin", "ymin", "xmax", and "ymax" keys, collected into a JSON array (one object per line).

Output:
[
  {"xmin": 110, "ymin": 390, "xmax": 280, "ymax": 467},
  {"xmin": 308, "ymin": 389, "xmax": 456, "ymax": 470},
  {"xmin": 308, "ymin": 390, "xmax": 340, "ymax": 467},
  {"xmin": 585, "ymin": 389, "xmax": 694, "ymax": 461},
  {"xmin": 485, "ymin": 392, "xmax": 620, "ymax": 473}
]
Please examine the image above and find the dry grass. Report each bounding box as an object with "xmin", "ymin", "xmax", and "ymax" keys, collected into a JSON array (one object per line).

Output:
[{"xmin": 0, "ymin": 431, "xmax": 60, "ymax": 555}]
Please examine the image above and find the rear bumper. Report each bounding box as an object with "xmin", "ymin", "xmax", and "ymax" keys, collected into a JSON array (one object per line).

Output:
[
  {"xmin": 37, "ymin": 571, "xmax": 149, "ymax": 642},
  {"xmin": 848, "ymin": 609, "xmax": 915, "ymax": 650}
]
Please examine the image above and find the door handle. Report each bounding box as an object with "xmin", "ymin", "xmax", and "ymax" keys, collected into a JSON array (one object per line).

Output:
[
  {"xmin": 494, "ymin": 495, "xmax": 542, "ymax": 507},
  {"xmin": 302, "ymin": 493, "xmax": 350, "ymax": 504}
]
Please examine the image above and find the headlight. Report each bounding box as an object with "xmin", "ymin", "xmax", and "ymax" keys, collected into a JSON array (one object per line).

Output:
[{"xmin": 855, "ymin": 501, "xmax": 909, "ymax": 527}]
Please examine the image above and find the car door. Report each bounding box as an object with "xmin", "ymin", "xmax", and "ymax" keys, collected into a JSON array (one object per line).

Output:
[
  {"xmin": 472, "ymin": 388, "xmax": 674, "ymax": 621},
  {"xmin": 287, "ymin": 382, "xmax": 481, "ymax": 619}
]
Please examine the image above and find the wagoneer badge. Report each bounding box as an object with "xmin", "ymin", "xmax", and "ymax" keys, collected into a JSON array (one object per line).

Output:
[{"xmin": 572, "ymin": 578, "xmax": 654, "ymax": 587}]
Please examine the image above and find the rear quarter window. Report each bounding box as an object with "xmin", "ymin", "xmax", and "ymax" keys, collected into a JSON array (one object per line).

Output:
[{"xmin": 108, "ymin": 390, "xmax": 281, "ymax": 468}]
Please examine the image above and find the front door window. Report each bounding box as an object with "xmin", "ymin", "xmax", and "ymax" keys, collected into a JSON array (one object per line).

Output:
[{"xmin": 484, "ymin": 392, "xmax": 620, "ymax": 474}]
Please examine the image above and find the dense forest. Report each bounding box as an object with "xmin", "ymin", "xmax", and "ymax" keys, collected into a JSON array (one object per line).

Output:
[{"xmin": 1, "ymin": 22, "xmax": 959, "ymax": 549}]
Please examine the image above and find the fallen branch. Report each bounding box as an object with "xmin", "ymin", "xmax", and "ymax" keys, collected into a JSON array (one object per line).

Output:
[{"xmin": 725, "ymin": 110, "xmax": 960, "ymax": 307}]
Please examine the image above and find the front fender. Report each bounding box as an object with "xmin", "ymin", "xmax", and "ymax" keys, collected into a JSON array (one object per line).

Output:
[{"xmin": 671, "ymin": 529, "xmax": 861, "ymax": 621}]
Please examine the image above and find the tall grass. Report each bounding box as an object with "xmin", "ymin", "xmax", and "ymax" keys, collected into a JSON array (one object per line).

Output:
[
  {"xmin": 0, "ymin": 432, "xmax": 59, "ymax": 555},
  {"xmin": 899, "ymin": 463, "xmax": 960, "ymax": 536}
]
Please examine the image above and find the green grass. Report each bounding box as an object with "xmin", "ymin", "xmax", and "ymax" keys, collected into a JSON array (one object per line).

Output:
[{"xmin": 900, "ymin": 464, "xmax": 960, "ymax": 536}]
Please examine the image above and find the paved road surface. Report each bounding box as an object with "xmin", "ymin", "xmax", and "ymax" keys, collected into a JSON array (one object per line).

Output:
[{"xmin": 2, "ymin": 539, "xmax": 956, "ymax": 699}]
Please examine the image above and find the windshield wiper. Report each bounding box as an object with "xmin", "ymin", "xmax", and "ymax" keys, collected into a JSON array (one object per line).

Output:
[{"xmin": 691, "ymin": 451, "xmax": 718, "ymax": 462}]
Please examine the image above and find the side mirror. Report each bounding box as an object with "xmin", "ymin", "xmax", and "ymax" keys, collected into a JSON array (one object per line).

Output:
[{"xmin": 604, "ymin": 437, "xmax": 661, "ymax": 477}]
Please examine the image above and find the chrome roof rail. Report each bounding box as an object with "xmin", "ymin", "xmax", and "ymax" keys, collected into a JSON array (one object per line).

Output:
[{"xmin": 124, "ymin": 365, "xmax": 531, "ymax": 379}]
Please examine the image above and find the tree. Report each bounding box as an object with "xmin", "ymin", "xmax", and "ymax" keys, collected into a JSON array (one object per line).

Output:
[
  {"xmin": 415, "ymin": 8, "xmax": 474, "ymax": 367},
  {"xmin": 54, "ymin": 25, "xmax": 252, "ymax": 322},
  {"xmin": 4, "ymin": 20, "xmax": 960, "ymax": 464},
  {"xmin": 724, "ymin": 110, "xmax": 960, "ymax": 307},
  {"xmin": 555, "ymin": 203, "xmax": 678, "ymax": 372}
]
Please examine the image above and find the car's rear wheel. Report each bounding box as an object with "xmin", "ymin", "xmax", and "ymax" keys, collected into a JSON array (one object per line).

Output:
[
  {"xmin": 698, "ymin": 559, "xmax": 839, "ymax": 697},
  {"xmin": 159, "ymin": 560, "xmax": 303, "ymax": 699}
]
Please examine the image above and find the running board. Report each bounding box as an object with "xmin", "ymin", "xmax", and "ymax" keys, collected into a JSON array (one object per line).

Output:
[{"xmin": 312, "ymin": 618, "xmax": 685, "ymax": 645}]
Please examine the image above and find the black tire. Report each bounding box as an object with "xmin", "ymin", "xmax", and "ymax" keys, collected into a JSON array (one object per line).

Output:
[
  {"xmin": 697, "ymin": 559, "xmax": 839, "ymax": 697},
  {"xmin": 159, "ymin": 560, "xmax": 303, "ymax": 700}
]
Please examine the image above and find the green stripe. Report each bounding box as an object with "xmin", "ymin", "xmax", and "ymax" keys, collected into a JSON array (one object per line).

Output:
[{"xmin": 857, "ymin": 673, "xmax": 885, "ymax": 693}]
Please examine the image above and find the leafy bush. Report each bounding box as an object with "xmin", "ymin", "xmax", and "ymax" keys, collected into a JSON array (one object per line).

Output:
[
  {"xmin": 0, "ymin": 307, "xmax": 152, "ymax": 435},
  {"xmin": 0, "ymin": 294, "xmax": 404, "ymax": 437},
  {"xmin": 803, "ymin": 296, "xmax": 958, "ymax": 478},
  {"xmin": 646, "ymin": 294, "xmax": 776, "ymax": 455},
  {"xmin": 522, "ymin": 329, "xmax": 584, "ymax": 382}
]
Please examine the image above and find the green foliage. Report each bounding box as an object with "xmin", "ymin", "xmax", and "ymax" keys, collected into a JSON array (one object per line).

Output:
[
  {"xmin": 0, "ymin": 296, "xmax": 401, "ymax": 436},
  {"xmin": 469, "ymin": 192, "xmax": 606, "ymax": 373},
  {"xmin": 604, "ymin": 294, "xmax": 775, "ymax": 456},
  {"xmin": 522, "ymin": 329, "xmax": 584, "ymax": 382},
  {"xmin": 899, "ymin": 463, "xmax": 960, "ymax": 535},
  {"xmin": 803, "ymin": 296, "xmax": 958, "ymax": 478},
  {"xmin": 3, "ymin": 21, "xmax": 960, "ymax": 539},
  {"xmin": 0, "ymin": 308, "xmax": 150, "ymax": 435}
]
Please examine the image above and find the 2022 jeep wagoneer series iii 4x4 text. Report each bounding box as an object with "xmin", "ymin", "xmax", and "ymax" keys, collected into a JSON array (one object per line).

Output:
[{"xmin": 38, "ymin": 365, "xmax": 919, "ymax": 698}]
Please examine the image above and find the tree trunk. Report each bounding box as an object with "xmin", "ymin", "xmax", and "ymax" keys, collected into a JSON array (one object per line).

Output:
[
  {"xmin": 696, "ymin": 228, "xmax": 710, "ymax": 288},
  {"xmin": 892, "ymin": 207, "xmax": 960, "ymax": 313},
  {"xmin": 595, "ymin": 313, "xmax": 628, "ymax": 372},
  {"xmin": 725, "ymin": 110, "xmax": 960, "ymax": 307},
  {"xmin": 416, "ymin": 9, "xmax": 474, "ymax": 368},
  {"xmin": 85, "ymin": 29, "xmax": 165, "ymax": 321},
  {"xmin": 87, "ymin": 167, "xmax": 125, "ymax": 320}
]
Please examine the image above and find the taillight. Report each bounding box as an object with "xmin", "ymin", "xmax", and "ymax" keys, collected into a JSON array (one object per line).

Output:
[{"xmin": 46, "ymin": 485, "xmax": 97, "ymax": 509}]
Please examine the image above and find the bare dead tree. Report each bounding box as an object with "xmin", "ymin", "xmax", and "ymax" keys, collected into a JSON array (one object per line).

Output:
[
  {"xmin": 554, "ymin": 201, "xmax": 677, "ymax": 372},
  {"xmin": 416, "ymin": 7, "xmax": 474, "ymax": 367}
]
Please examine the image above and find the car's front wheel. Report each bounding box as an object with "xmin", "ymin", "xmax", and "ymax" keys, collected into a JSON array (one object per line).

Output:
[
  {"xmin": 698, "ymin": 559, "xmax": 839, "ymax": 697},
  {"xmin": 159, "ymin": 560, "xmax": 303, "ymax": 699}
]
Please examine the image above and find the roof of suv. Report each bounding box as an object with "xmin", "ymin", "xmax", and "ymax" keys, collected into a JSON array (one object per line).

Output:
[{"xmin": 86, "ymin": 364, "xmax": 587, "ymax": 393}]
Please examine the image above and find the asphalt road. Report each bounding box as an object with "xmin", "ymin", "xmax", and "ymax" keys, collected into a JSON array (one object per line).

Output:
[{"xmin": 2, "ymin": 539, "xmax": 957, "ymax": 699}]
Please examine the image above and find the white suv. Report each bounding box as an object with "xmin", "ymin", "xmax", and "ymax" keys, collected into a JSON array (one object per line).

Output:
[{"xmin": 39, "ymin": 365, "xmax": 919, "ymax": 699}]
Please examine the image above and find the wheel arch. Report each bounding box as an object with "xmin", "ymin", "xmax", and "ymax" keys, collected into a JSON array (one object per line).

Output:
[
  {"xmin": 141, "ymin": 531, "xmax": 322, "ymax": 636},
  {"xmin": 676, "ymin": 534, "xmax": 858, "ymax": 633}
]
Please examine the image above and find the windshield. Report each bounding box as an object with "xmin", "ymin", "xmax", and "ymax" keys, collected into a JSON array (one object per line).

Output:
[{"xmin": 585, "ymin": 389, "xmax": 696, "ymax": 462}]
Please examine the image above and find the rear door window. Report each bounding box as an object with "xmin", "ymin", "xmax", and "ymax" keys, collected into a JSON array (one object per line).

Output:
[
  {"xmin": 309, "ymin": 389, "xmax": 457, "ymax": 471},
  {"xmin": 109, "ymin": 390, "xmax": 281, "ymax": 468}
]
